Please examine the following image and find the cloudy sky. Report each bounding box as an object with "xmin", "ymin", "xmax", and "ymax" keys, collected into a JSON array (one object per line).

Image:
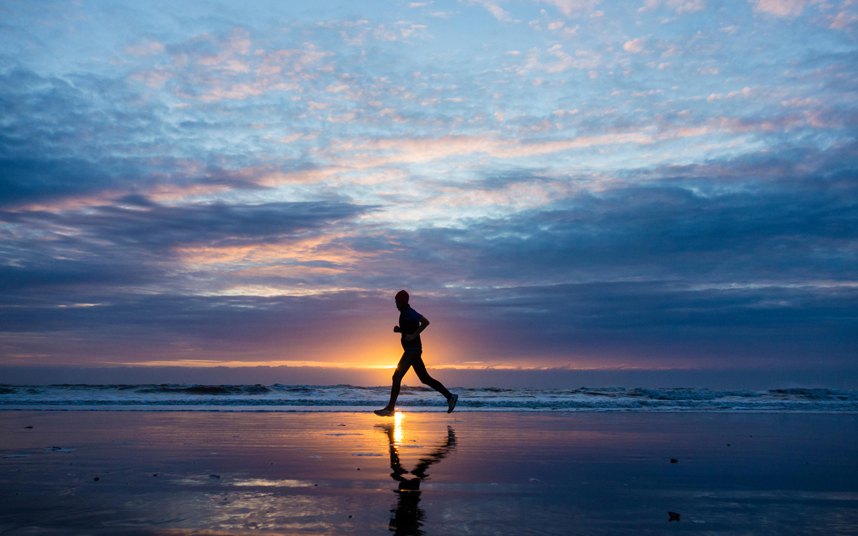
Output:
[{"xmin": 2, "ymin": 0, "xmax": 857, "ymax": 387}]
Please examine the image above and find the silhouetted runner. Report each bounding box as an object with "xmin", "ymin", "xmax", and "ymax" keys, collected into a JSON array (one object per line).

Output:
[{"xmin": 375, "ymin": 290, "xmax": 458, "ymax": 416}]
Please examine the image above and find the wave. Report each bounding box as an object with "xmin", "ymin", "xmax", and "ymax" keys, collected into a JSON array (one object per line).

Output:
[
  {"xmin": 136, "ymin": 384, "xmax": 272, "ymax": 395},
  {"xmin": 1, "ymin": 384, "xmax": 856, "ymax": 413}
]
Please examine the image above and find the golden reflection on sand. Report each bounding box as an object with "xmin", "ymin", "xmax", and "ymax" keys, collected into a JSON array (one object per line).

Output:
[
  {"xmin": 149, "ymin": 412, "xmax": 460, "ymax": 535},
  {"xmin": 377, "ymin": 412, "xmax": 457, "ymax": 535},
  {"xmin": 394, "ymin": 411, "xmax": 405, "ymax": 445}
]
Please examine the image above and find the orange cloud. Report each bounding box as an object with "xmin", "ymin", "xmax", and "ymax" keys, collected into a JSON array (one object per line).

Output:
[
  {"xmin": 176, "ymin": 233, "xmax": 370, "ymax": 268},
  {"xmin": 325, "ymin": 132, "xmax": 657, "ymax": 171}
]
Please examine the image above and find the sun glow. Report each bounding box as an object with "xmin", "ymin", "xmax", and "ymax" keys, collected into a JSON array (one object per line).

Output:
[{"xmin": 115, "ymin": 359, "xmax": 395, "ymax": 369}]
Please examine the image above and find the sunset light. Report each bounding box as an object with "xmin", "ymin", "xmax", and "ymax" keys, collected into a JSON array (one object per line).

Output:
[
  {"xmin": 3, "ymin": 3, "xmax": 858, "ymax": 533},
  {"xmin": 1, "ymin": 0, "xmax": 857, "ymax": 388}
]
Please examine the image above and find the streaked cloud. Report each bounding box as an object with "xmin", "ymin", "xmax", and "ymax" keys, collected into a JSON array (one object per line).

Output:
[
  {"xmin": 753, "ymin": 0, "xmax": 807, "ymax": 18},
  {"xmin": 469, "ymin": 0, "xmax": 515, "ymax": 22}
]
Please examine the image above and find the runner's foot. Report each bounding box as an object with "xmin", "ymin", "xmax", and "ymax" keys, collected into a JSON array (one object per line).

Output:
[
  {"xmin": 447, "ymin": 394, "xmax": 458, "ymax": 414},
  {"xmin": 374, "ymin": 408, "xmax": 395, "ymax": 417}
]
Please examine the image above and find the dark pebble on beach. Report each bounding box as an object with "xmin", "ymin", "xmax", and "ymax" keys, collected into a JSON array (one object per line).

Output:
[
  {"xmin": 153, "ymin": 473, "xmax": 158, "ymax": 477},
  {"xmin": 670, "ymin": 458, "xmax": 678, "ymax": 464},
  {"xmin": 210, "ymin": 474, "xmax": 221, "ymax": 479},
  {"xmin": 668, "ymin": 512, "xmax": 680, "ymax": 522},
  {"xmin": 356, "ymin": 467, "xmax": 360, "ymax": 471},
  {"xmin": 93, "ymin": 476, "xmax": 100, "ymax": 482},
  {"xmin": 25, "ymin": 426, "xmax": 33, "ymax": 429}
]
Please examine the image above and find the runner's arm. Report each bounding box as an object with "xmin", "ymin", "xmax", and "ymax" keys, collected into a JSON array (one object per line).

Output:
[{"xmin": 403, "ymin": 316, "xmax": 429, "ymax": 341}]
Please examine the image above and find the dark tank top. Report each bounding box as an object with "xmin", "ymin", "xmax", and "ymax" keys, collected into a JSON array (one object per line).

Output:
[{"xmin": 399, "ymin": 306, "xmax": 422, "ymax": 349}]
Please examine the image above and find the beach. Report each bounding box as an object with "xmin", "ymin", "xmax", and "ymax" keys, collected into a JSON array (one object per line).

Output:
[{"xmin": 1, "ymin": 411, "xmax": 857, "ymax": 535}]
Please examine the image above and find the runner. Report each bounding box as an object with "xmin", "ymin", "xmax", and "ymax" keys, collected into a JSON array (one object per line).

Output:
[{"xmin": 374, "ymin": 290, "xmax": 458, "ymax": 416}]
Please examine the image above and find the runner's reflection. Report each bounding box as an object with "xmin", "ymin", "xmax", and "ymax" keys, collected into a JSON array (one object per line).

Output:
[{"xmin": 376, "ymin": 416, "xmax": 456, "ymax": 535}]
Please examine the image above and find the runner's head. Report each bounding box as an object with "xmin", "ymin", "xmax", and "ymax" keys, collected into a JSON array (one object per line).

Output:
[{"xmin": 395, "ymin": 289, "xmax": 409, "ymax": 309}]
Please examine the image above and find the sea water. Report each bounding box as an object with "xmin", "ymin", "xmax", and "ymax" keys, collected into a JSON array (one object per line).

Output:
[{"xmin": 1, "ymin": 384, "xmax": 857, "ymax": 412}]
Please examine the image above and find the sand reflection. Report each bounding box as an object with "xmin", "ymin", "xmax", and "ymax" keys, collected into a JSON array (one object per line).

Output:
[{"xmin": 377, "ymin": 412, "xmax": 457, "ymax": 535}]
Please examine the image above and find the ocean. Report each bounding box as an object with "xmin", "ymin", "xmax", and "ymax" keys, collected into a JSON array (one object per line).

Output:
[{"xmin": 1, "ymin": 384, "xmax": 857, "ymax": 413}]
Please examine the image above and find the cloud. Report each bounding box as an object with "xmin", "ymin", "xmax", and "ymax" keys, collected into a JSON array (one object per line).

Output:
[
  {"xmin": 752, "ymin": 0, "xmax": 806, "ymax": 17},
  {"xmin": 537, "ymin": 0, "xmax": 602, "ymax": 17},
  {"xmin": 706, "ymin": 86, "xmax": 753, "ymax": 102},
  {"xmin": 0, "ymin": 292, "xmax": 394, "ymax": 364},
  {"xmin": 623, "ymin": 38, "xmax": 646, "ymax": 53},
  {"xmin": 528, "ymin": 43, "xmax": 601, "ymax": 72},
  {"xmin": 640, "ymin": 0, "xmax": 706, "ymax": 14},
  {"xmin": 129, "ymin": 30, "xmax": 336, "ymax": 102},
  {"xmin": 3, "ymin": 198, "xmax": 369, "ymax": 250},
  {"xmin": 2, "ymin": 0, "xmax": 857, "ymax": 377},
  {"xmin": 339, "ymin": 144, "xmax": 857, "ymax": 365},
  {"xmin": 0, "ymin": 68, "xmax": 224, "ymax": 207},
  {"xmin": 469, "ymin": 0, "xmax": 515, "ymax": 22},
  {"xmin": 323, "ymin": 132, "xmax": 657, "ymax": 172},
  {"xmin": 382, "ymin": 140, "xmax": 858, "ymax": 285},
  {"xmin": 0, "ymin": 197, "xmax": 373, "ymax": 311},
  {"xmin": 830, "ymin": 7, "xmax": 858, "ymax": 30},
  {"xmin": 125, "ymin": 39, "xmax": 166, "ymax": 57},
  {"xmin": 3, "ymin": 144, "xmax": 857, "ymax": 371},
  {"xmin": 0, "ymin": 156, "xmax": 124, "ymax": 208}
]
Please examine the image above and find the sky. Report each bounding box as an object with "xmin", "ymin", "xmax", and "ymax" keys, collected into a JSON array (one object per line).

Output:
[{"xmin": 1, "ymin": 0, "xmax": 857, "ymax": 388}]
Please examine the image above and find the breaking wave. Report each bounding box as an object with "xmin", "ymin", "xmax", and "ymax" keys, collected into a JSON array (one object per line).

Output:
[{"xmin": 1, "ymin": 384, "xmax": 857, "ymax": 413}]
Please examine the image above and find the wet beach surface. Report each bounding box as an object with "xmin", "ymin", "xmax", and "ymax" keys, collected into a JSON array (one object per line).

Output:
[{"xmin": 1, "ymin": 411, "xmax": 857, "ymax": 535}]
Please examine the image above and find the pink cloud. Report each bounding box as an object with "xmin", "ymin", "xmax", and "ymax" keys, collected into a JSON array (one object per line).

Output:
[
  {"xmin": 521, "ymin": 45, "xmax": 602, "ymax": 74},
  {"xmin": 129, "ymin": 30, "xmax": 335, "ymax": 102},
  {"xmin": 623, "ymin": 38, "xmax": 646, "ymax": 54},
  {"xmin": 830, "ymin": 5, "xmax": 858, "ymax": 29},
  {"xmin": 752, "ymin": 0, "xmax": 806, "ymax": 17},
  {"xmin": 320, "ymin": 132, "xmax": 659, "ymax": 173}
]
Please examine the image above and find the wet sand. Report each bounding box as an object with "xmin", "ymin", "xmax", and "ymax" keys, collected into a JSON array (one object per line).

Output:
[{"xmin": 1, "ymin": 411, "xmax": 857, "ymax": 535}]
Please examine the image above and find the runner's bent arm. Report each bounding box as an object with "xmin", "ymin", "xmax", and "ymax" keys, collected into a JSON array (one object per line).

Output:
[{"xmin": 403, "ymin": 315, "xmax": 429, "ymax": 341}]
